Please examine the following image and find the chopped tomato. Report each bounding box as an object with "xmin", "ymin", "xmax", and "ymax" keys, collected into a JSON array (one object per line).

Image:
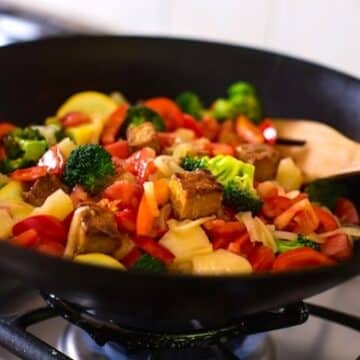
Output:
[
  {"xmin": 70, "ymin": 185, "xmax": 89, "ymax": 207},
  {"xmin": 227, "ymin": 233, "xmax": 253, "ymax": 257},
  {"xmin": 258, "ymin": 119, "xmax": 277, "ymax": 145},
  {"xmin": 0, "ymin": 122, "xmax": 16, "ymax": 139},
  {"xmin": 10, "ymin": 166, "xmax": 47, "ymax": 182},
  {"xmin": 144, "ymin": 97, "xmax": 183, "ymax": 131},
  {"xmin": 335, "ymin": 197, "xmax": 360, "ymax": 225},
  {"xmin": 235, "ymin": 116, "xmax": 264, "ymax": 144},
  {"xmin": 313, "ymin": 205, "xmax": 338, "ymax": 232},
  {"xmin": 212, "ymin": 237, "xmax": 233, "ymax": 250},
  {"xmin": 181, "ymin": 114, "xmax": 203, "ymax": 137},
  {"xmin": 272, "ymin": 247, "xmax": 334, "ymax": 271},
  {"xmin": 136, "ymin": 193, "xmax": 155, "ymax": 236},
  {"xmin": 321, "ymin": 234, "xmax": 353, "ymax": 261},
  {"xmin": 115, "ymin": 208, "xmax": 137, "ymax": 233},
  {"xmin": 36, "ymin": 241, "xmax": 65, "ymax": 257},
  {"xmin": 101, "ymin": 104, "xmax": 129, "ymax": 145},
  {"xmin": 13, "ymin": 215, "xmax": 68, "ymax": 245},
  {"xmin": 158, "ymin": 132, "xmax": 175, "ymax": 148},
  {"xmin": 103, "ymin": 181, "xmax": 142, "ymax": 209},
  {"xmin": 124, "ymin": 147, "xmax": 156, "ymax": 183},
  {"xmin": 38, "ymin": 145, "xmax": 64, "ymax": 175},
  {"xmin": 203, "ymin": 219, "xmax": 245, "ymax": 238},
  {"xmin": 199, "ymin": 116, "xmax": 220, "ymax": 141},
  {"xmin": 217, "ymin": 120, "xmax": 240, "ymax": 146},
  {"xmin": 60, "ymin": 112, "xmax": 91, "ymax": 127},
  {"xmin": 122, "ymin": 247, "xmax": 142, "ymax": 268},
  {"xmin": 105, "ymin": 140, "xmax": 129, "ymax": 159},
  {"xmin": 248, "ymin": 245, "xmax": 275, "ymax": 272},
  {"xmin": 262, "ymin": 196, "xmax": 292, "ymax": 218},
  {"xmin": 210, "ymin": 143, "xmax": 235, "ymax": 156},
  {"xmin": 133, "ymin": 236, "xmax": 175, "ymax": 265},
  {"xmin": 11, "ymin": 229, "xmax": 39, "ymax": 248}
]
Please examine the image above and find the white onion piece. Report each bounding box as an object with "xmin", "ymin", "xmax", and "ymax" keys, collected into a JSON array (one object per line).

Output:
[
  {"xmin": 273, "ymin": 230, "xmax": 298, "ymax": 241},
  {"xmin": 285, "ymin": 190, "xmax": 300, "ymax": 199},
  {"xmin": 167, "ymin": 216, "xmax": 215, "ymax": 232},
  {"xmin": 254, "ymin": 217, "xmax": 277, "ymax": 252},
  {"xmin": 236, "ymin": 212, "xmax": 258, "ymax": 243},
  {"xmin": 143, "ymin": 181, "xmax": 160, "ymax": 217},
  {"xmin": 154, "ymin": 156, "xmax": 184, "ymax": 177},
  {"xmin": 318, "ymin": 227, "xmax": 360, "ymax": 239}
]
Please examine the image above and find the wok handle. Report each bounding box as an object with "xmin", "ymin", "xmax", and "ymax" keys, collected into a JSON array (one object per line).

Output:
[{"xmin": 305, "ymin": 302, "xmax": 360, "ymax": 331}]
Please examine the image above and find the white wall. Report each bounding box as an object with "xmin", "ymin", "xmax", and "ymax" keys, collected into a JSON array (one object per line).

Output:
[{"xmin": 3, "ymin": 0, "xmax": 360, "ymax": 77}]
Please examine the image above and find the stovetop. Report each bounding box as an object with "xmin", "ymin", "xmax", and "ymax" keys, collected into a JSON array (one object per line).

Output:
[{"xmin": 0, "ymin": 276, "xmax": 358, "ymax": 360}]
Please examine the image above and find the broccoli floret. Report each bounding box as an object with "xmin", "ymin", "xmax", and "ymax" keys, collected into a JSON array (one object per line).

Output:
[
  {"xmin": 181, "ymin": 156, "xmax": 209, "ymax": 171},
  {"xmin": 132, "ymin": 254, "xmax": 166, "ymax": 273},
  {"xmin": 121, "ymin": 105, "xmax": 166, "ymax": 136},
  {"xmin": 228, "ymin": 81, "xmax": 256, "ymax": 98},
  {"xmin": 176, "ymin": 91, "xmax": 204, "ymax": 120},
  {"xmin": 276, "ymin": 234, "xmax": 320, "ymax": 253},
  {"xmin": 182, "ymin": 154, "xmax": 262, "ymax": 213},
  {"xmin": 1, "ymin": 127, "xmax": 48, "ymax": 173},
  {"xmin": 211, "ymin": 98, "xmax": 235, "ymax": 121},
  {"xmin": 63, "ymin": 144, "xmax": 115, "ymax": 193},
  {"xmin": 304, "ymin": 179, "xmax": 346, "ymax": 211}
]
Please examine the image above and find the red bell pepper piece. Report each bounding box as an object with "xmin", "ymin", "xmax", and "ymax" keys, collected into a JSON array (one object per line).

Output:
[
  {"xmin": 217, "ymin": 120, "xmax": 240, "ymax": 146},
  {"xmin": 227, "ymin": 233, "xmax": 253, "ymax": 257},
  {"xmin": 210, "ymin": 143, "xmax": 235, "ymax": 156},
  {"xmin": 335, "ymin": 197, "xmax": 360, "ymax": 225},
  {"xmin": 235, "ymin": 116, "xmax": 264, "ymax": 144},
  {"xmin": 272, "ymin": 247, "xmax": 334, "ymax": 271},
  {"xmin": 203, "ymin": 219, "xmax": 245, "ymax": 239},
  {"xmin": 181, "ymin": 114, "xmax": 203, "ymax": 137},
  {"xmin": 144, "ymin": 97, "xmax": 183, "ymax": 131},
  {"xmin": 212, "ymin": 237, "xmax": 233, "ymax": 250},
  {"xmin": 38, "ymin": 145, "xmax": 64, "ymax": 175},
  {"xmin": 199, "ymin": 116, "xmax": 220, "ymax": 141},
  {"xmin": 60, "ymin": 112, "xmax": 91, "ymax": 127},
  {"xmin": 11, "ymin": 229, "xmax": 39, "ymax": 248},
  {"xmin": 262, "ymin": 195, "xmax": 292, "ymax": 218},
  {"xmin": 258, "ymin": 119, "xmax": 277, "ymax": 145},
  {"xmin": 124, "ymin": 147, "xmax": 156, "ymax": 184},
  {"xmin": 313, "ymin": 205, "xmax": 339, "ymax": 232},
  {"xmin": 10, "ymin": 166, "xmax": 48, "ymax": 181},
  {"xmin": 36, "ymin": 241, "xmax": 65, "ymax": 257},
  {"xmin": 101, "ymin": 104, "xmax": 129, "ymax": 145},
  {"xmin": 158, "ymin": 132, "xmax": 176, "ymax": 148},
  {"xmin": 248, "ymin": 245, "xmax": 275, "ymax": 272},
  {"xmin": 0, "ymin": 122, "xmax": 16, "ymax": 139},
  {"xmin": 133, "ymin": 236, "xmax": 175, "ymax": 265},
  {"xmin": 115, "ymin": 208, "xmax": 137, "ymax": 233},
  {"xmin": 105, "ymin": 140, "xmax": 129, "ymax": 159},
  {"xmin": 320, "ymin": 234, "xmax": 353, "ymax": 261},
  {"xmin": 121, "ymin": 247, "xmax": 142, "ymax": 268},
  {"xmin": 13, "ymin": 215, "xmax": 68, "ymax": 244},
  {"xmin": 104, "ymin": 181, "xmax": 142, "ymax": 209}
]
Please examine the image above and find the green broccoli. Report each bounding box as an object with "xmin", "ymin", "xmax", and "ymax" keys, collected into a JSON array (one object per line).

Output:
[
  {"xmin": 211, "ymin": 98, "xmax": 235, "ymax": 121},
  {"xmin": 63, "ymin": 144, "xmax": 115, "ymax": 193},
  {"xmin": 1, "ymin": 127, "xmax": 48, "ymax": 173},
  {"xmin": 132, "ymin": 254, "xmax": 166, "ymax": 273},
  {"xmin": 304, "ymin": 179, "xmax": 347, "ymax": 211},
  {"xmin": 176, "ymin": 91, "xmax": 204, "ymax": 120},
  {"xmin": 276, "ymin": 234, "xmax": 320, "ymax": 253},
  {"xmin": 181, "ymin": 155, "xmax": 262, "ymax": 213},
  {"xmin": 228, "ymin": 81, "xmax": 256, "ymax": 98},
  {"xmin": 121, "ymin": 105, "xmax": 166, "ymax": 136}
]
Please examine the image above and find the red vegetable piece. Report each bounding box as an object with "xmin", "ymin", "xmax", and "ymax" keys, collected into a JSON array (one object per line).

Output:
[
  {"xmin": 13, "ymin": 215, "xmax": 68, "ymax": 244},
  {"xmin": 11, "ymin": 229, "xmax": 39, "ymax": 248},
  {"xmin": 320, "ymin": 234, "xmax": 353, "ymax": 261},
  {"xmin": 181, "ymin": 114, "xmax": 203, "ymax": 137},
  {"xmin": 199, "ymin": 116, "xmax": 220, "ymax": 141},
  {"xmin": 133, "ymin": 236, "xmax": 175, "ymax": 265},
  {"xmin": 70, "ymin": 185, "xmax": 89, "ymax": 207},
  {"xmin": 103, "ymin": 181, "xmax": 142, "ymax": 209},
  {"xmin": 335, "ymin": 197, "xmax": 360, "ymax": 225},
  {"xmin": 36, "ymin": 241, "xmax": 65, "ymax": 257},
  {"xmin": 212, "ymin": 237, "xmax": 233, "ymax": 250},
  {"xmin": 121, "ymin": 247, "xmax": 142, "ymax": 268},
  {"xmin": 0, "ymin": 122, "xmax": 16, "ymax": 139},
  {"xmin": 10, "ymin": 166, "xmax": 48, "ymax": 182},
  {"xmin": 115, "ymin": 208, "xmax": 137, "ymax": 233},
  {"xmin": 158, "ymin": 132, "xmax": 176, "ymax": 148},
  {"xmin": 272, "ymin": 247, "xmax": 334, "ymax": 271},
  {"xmin": 101, "ymin": 104, "xmax": 129, "ymax": 145},
  {"xmin": 144, "ymin": 97, "xmax": 183, "ymax": 131},
  {"xmin": 235, "ymin": 116, "xmax": 264, "ymax": 144},
  {"xmin": 60, "ymin": 112, "xmax": 91, "ymax": 127},
  {"xmin": 124, "ymin": 147, "xmax": 156, "ymax": 183},
  {"xmin": 210, "ymin": 143, "xmax": 235, "ymax": 156},
  {"xmin": 227, "ymin": 233, "xmax": 253, "ymax": 257},
  {"xmin": 262, "ymin": 196, "xmax": 292, "ymax": 218},
  {"xmin": 313, "ymin": 205, "xmax": 339, "ymax": 232},
  {"xmin": 105, "ymin": 140, "xmax": 129, "ymax": 159},
  {"xmin": 248, "ymin": 245, "xmax": 275, "ymax": 272},
  {"xmin": 258, "ymin": 119, "xmax": 277, "ymax": 145},
  {"xmin": 203, "ymin": 219, "xmax": 245, "ymax": 239},
  {"xmin": 38, "ymin": 145, "xmax": 64, "ymax": 175}
]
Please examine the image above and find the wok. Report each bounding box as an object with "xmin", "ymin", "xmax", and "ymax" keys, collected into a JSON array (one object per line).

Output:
[{"xmin": 0, "ymin": 36, "xmax": 359, "ymax": 331}]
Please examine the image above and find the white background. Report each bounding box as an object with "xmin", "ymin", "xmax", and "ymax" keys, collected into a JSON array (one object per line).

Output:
[{"xmin": 2, "ymin": 0, "xmax": 360, "ymax": 78}]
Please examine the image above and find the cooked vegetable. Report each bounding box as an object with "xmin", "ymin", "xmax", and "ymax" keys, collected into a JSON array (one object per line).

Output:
[
  {"xmin": 212, "ymin": 99, "xmax": 235, "ymax": 121},
  {"xmin": 127, "ymin": 122, "xmax": 159, "ymax": 152},
  {"xmin": 63, "ymin": 144, "xmax": 115, "ymax": 193},
  {"xmin": 132, "ymin": 254, "xmax": 166, "ymax": 272},
  {"xmin": 0, "ymin": 181, "xmax": 23, "ymax": 201},
  {"xmin": 176, "ymin": 91, "xmax": 204, "ymax": 119},
  {"xmin": 275, "ymin": 157, "xmax": 303, "ymax": 191},
  {"xmin": 74, "ymin": 253, "xmax": 125, "ymax": 270},
  {"xmin": 276, "ymin": 234, "xmax": 320, "ymax": 253},
  {"xmin": 1, "ymin": 127, "xmax": 47, "ymax": 173}
]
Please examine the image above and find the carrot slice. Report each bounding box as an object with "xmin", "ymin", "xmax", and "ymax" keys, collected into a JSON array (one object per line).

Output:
[{"xmin": 136, "ymin": 193, "xmax": 154, "ymax": 236}]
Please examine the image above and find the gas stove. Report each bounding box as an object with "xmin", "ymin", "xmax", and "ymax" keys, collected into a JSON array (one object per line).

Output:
[{"xmin": 0, "ymin": 277, "xmax": 358, "ymax": 360}]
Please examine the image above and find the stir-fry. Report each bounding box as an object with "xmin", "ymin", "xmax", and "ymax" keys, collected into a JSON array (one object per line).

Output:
[{"xmin": 0, "ymin": 82, "xmax": 358, "ymax": 275}]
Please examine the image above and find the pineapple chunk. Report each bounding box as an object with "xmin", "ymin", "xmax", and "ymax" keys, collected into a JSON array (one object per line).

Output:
[
  {"xmin": 276, "ymin": 157, "xmax": 303, "ymax": 191},
  {"xmin": 192, "ymin": 249, "xmax": 253, "ymax": 275},
  {"xmin": 0, "ymin": 181, "xmax": 23, "ymax": 201},
  {"xmin": 0, "ymin": 209, "xmax": 14, "ymax": 239},
  {"xmin": 32, "ymin": 189, "xmax": 73, "ymax": 220},
  {"xmin": 66, "ymin": 124, "xmax": 95, "ymax": 145},
  {"xmin": 0, "ymin": 200, "xmax": 33, "ymax": 222},
  {"xmin": 74, "ymin": 253, "xmax": 125, "ymax": 270},
  {"xmin": 57, "ymin": 137, "xmax": 77, "ymax": 158}
]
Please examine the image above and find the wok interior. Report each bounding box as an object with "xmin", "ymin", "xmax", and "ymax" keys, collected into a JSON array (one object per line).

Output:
[{"xmin": 0, "ymin": 36, "xmax": 359, "ymax": 329}]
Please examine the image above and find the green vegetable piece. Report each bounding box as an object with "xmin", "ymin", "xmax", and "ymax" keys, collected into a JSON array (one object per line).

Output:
[
  {"xmin": 276, "ymin": 234, "xmax": 320, "ymax": 253},
  {"xmin": 181, "ymin": 156, "xmax": 209, "ymax": 172},
  {"xmin": 228, "ymin": 81, "xmax": 256, "ymax": 98},
  {"xmin": 121, "ymin": 105, "xmax": 166, "ymax": 135},
  {"xmin": 305, "ymin": 179, "xmax": 346, "ymax": 211},
  {"xmin": 230, "ymin": 94, "xmax": 262, "ymax": 124},
  {"xmin": 63, "ymin": 144, "xmax": 115, "ymax": 193},
  {"xmin": 212, "ymin": 98, "xmax": 235, "ymax": 121},
  {"xmin": 132, "ymin": 254, "xmax": 165, "ymax": 273},
  {"xmin": 176, "ymin": 91, "xmax": 204, "ymax": 120},
  {"xmin": 1, "ymin": 127, "xmax": 48, "ymax": 173}
]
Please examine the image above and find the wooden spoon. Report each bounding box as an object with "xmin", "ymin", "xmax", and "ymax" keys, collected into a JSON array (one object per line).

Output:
[{"xmin": 272, "ymin": 119, "xmax": 360, "ymax": 183}]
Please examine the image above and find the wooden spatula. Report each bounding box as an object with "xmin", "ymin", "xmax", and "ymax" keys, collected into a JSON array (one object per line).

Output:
[{"xmin": 273, "ymin": 119, "xmax": 360, "ymax": 183}]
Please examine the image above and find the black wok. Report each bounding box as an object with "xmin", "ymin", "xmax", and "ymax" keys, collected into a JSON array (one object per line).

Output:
[{"xmin": 0, "ymin": 36, "xmax": 359, "ymax": 331}]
